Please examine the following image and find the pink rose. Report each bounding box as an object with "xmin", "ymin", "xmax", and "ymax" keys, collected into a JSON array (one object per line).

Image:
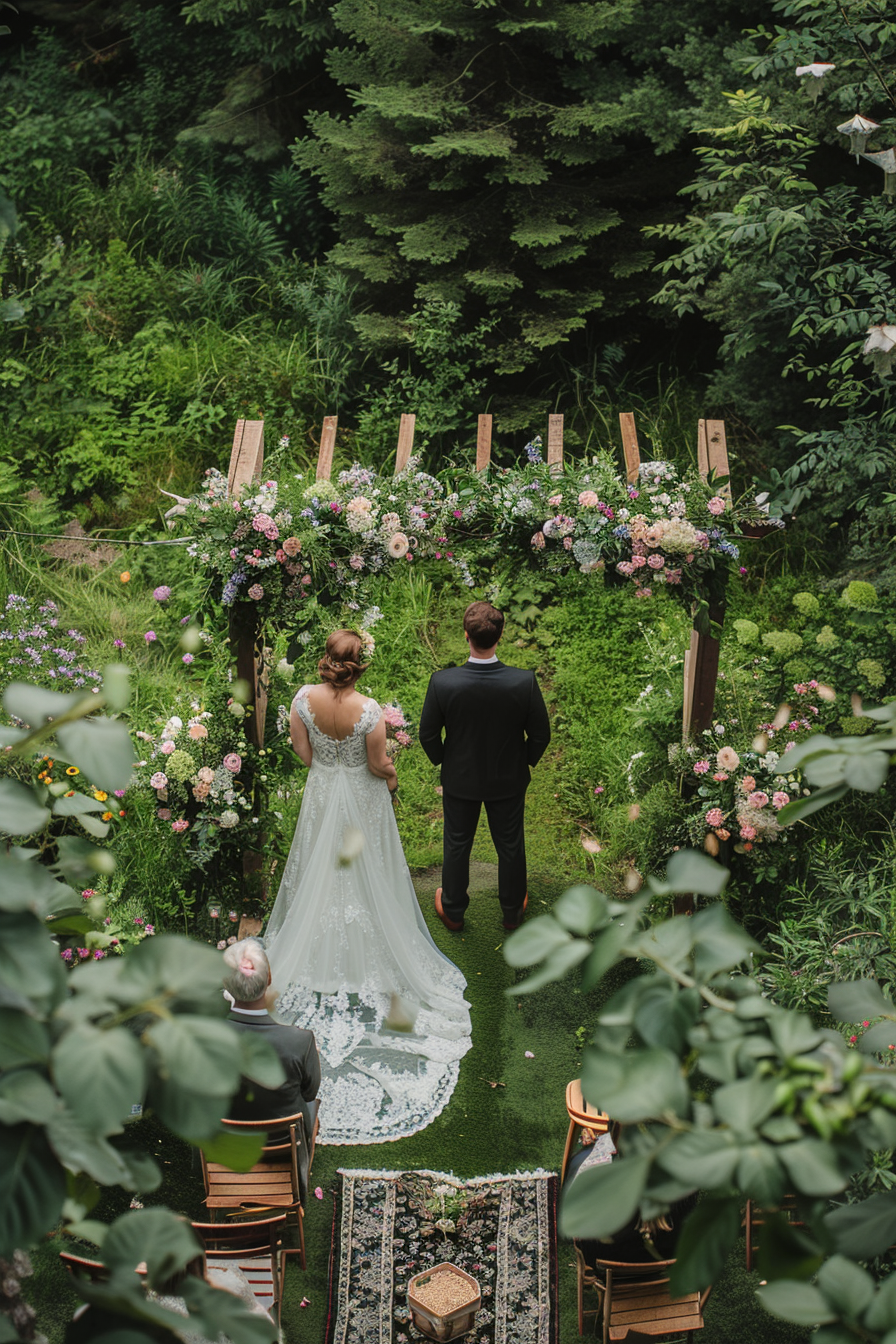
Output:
[
  {"xmin": 161, "ymin": 740, "xmax": 175, "ymax": 756},
  {"xmin": 282, "ymin": 536, "xmax": 302, "ymax": 557},
  {"xmin": 693, "ymin": 760, "xmax": 710, "ymax": 774},
  {"xmin": 748, "ymin": 790, "xmax": 769, "ymax": 808},
  {"xmin": 223, "ymin": 753, "xmax": 242, "ymax": 773},
  {"xmin": 707, "ymin": 496, "xmax": 727, "ymax": 515},
  {"xmin": 712, "ymin": 772, "xmax": 728, "ymax": 782},
  {"xmin": 716, "ymin": 747, "xmax": 740, "ymax": 771},
  {"xmin": 705, "ymin": 807, "xmax": 725, "ymax": 827},
  {"xmin": 772, "ymin": 791, "xmax": 790, "ymax": 809},
  {"xmin": 197, "ymin": 766, "xmax": 215, "ymax": 784},
  {"xmin": 171, "ymin": 819, "xmax": 189, "ymax": 833},
  {"xmin": 188, "ymin": 723, "xmax": 208, "ymax": 740},
  {"xmin": 647, "ymin": 554, "xmax": 664, "ymax": 570},
  {"xmin": 548, "ymin": 494, "xmax": 563, "ymax": 508},
  {"xmin": 739, "ymin": 824, "xmax": 757, "ymax": 840},
  {"xmin": 578, "ymin": 490, "xmax": 599, "ymax": 508},
  {"xmin": 149, "ymin": 772, "xmax": 168, "ymax": 789}
]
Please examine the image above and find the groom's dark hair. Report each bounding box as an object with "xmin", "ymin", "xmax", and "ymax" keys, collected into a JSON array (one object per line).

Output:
[{"xmin": 464, "ymin": 601, "xmax": 504, "ymax": 650}]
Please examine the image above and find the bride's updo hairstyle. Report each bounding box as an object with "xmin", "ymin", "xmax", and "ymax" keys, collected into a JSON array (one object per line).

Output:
[{"xmin": 319, "ymin": 629, "xmax": 368, "ymax": 690}]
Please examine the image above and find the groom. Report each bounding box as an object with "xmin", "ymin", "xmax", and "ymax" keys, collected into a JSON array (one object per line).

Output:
[{"xmin": 419, "ymin": 601, "xmax": 551, "ymax": 933}]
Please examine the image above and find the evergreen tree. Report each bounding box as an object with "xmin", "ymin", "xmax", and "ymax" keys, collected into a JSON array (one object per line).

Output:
[{"xmin": 295, "ymin": 0, "xmax": 764, "ymax": 386}]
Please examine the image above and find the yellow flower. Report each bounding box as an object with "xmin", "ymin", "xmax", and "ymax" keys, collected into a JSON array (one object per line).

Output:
[
  {"xmin": 102, "ymin": 811, "xmax": 113, "ymax": 821},
  {"xmin": 65, "ymin": 790, "xmax": 75, "ymax": 798},
  {"xmin": 93, "ymin": 790, "xmax": 108, "ymax": 802},
  {"xmin": 66, "ymin": 766, "xmax": 80, "ymax": 776},
  {"xmin": 38, "ymin": 771, "xmax": 46, "ymax": 781},
  {"xmin": 120, "ymin": 571, "xmax": 131, "ymax": 583}
]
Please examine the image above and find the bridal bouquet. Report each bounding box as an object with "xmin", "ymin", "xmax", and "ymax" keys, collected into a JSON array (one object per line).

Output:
[{"xmin": 382, "ymin": 701, "xmax": 414, "ymax": 761}]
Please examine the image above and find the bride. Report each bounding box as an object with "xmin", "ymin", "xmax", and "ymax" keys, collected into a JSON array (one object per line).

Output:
[{"xmin": 264, "ymin": 629, "xmax": 472, "ymax": 1145}]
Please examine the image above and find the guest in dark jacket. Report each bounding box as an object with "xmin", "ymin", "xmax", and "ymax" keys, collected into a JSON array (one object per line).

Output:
[{"xmin": 222, "ymin": 938, "xmax": 320, "ymax": 1143}]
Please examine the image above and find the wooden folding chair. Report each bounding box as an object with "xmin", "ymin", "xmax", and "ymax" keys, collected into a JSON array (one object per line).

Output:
[
  {"xmin": 202, "ymin": 1105, "xmax": 318, "ymax": 1268},
  {"xmin": 743, "ymin": 1194, "xmax": 803, "ymax": 1272},
  {"xmin": 561, "ymin": 1078, "xmax": 614, "ymax": 1183},
  {"xmin": 575, "ymin": 1246, "xmax": 709, "ymax": 1341},
  {"xmin": 192, "ymin": 1215, "xmax": 287, "ymax": 1320}
]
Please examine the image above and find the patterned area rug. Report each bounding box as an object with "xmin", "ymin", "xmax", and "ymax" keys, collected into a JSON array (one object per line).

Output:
[{"xmin": 325, "ymin": 1169, "xmax": 558, "ymax": 1344}]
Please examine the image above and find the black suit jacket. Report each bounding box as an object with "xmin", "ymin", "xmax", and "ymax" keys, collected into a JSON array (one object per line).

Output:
[
  {"xmin": 419, "ymin": 660, "xmax": 551, "ymax": 800},
  {"xmin": 226, "ymin": 1009, "xmax": 320, "ymax": 1140}
]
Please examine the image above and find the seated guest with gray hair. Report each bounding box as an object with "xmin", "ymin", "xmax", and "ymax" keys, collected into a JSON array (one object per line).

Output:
[{"xmin": 222, "ymin": 939, "xmax": 320, "ymax": 1142}]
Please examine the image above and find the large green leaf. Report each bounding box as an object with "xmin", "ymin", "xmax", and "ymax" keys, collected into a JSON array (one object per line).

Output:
[
  {"xmin": 778, "ymin": 1139, "xmax": 848, "ymax": 1196},
  {"xmin": 827, "ymin": 979, "xmax": 894, "ymax": 1023},
  {"xmin": 669, "ymin": 1196, "xmax": 741, "ymax": 1295},
  {"xmin": 0, "ymin": 910, "xmax": 67, "ymax": 1014},
  {"xmin": 0, "ymin": 1009, "xmax": 50, "ymax": 1067},
  {"xmin": 180, "ymin": 1276, "xmax": 278, "ymax": 1343},
  {"xmin": 45, "ymin": 1104, "xmax": 138, "ymax": 1183},
  {"xmin": 652, "ymin": 848, "xmax": 729, "ymax": 897},
  {"xmin": 194, "ymin": 1128, "xmax": 265, "ymax": 1170},
  {"xmin": 55, "ymin": 717, "xmax": 136, "ymax": 792},
  {"xmin": 0, "ymin": 1123, "xmax": 67, "ymax": 1257},
  {"xmin": 512, "ymin": 937, "xmax": 591, "ymax": 994},
  {"xmin": 842, "ymin": 749, "xmax": 891, "ymax": 793},
  {"xmin": 692, "ymin": 904, "xmax": 761, "ymax": 980},
  {"xmin": 102, "ymin": 1207, "xmax": 202, "ymax": 1287},
  {"xmin": 101, "ymin": 663, "xmax": 132, "ymax": 713},
  {"xmin": 55, "ymin": 834, "xmax": 115, "ymax": 885},
  {"xmin": 2, "ymin": 681, "xmax": 87, "ymax": 726},
  {"xmin": 713, "ymin": 1078, "xmax": 778, "ymax": 1135},
  {"xmin": 816, "ymin": 1255, "xmax": 875, "ymax": 1321},
  {"xmin": 150, "ymin": 1078, "xmax": 230, "ymax": 1140},
  {"xmin": 582, "ymin": 1046, "xmax": 689, "ymax": 1121},
  {"xmin": 755, "ymin": 1212, "xmax": 823, "ymax": 1283},
  {"xmin": 114, "ymin": 935, "xmax": 229, "ymax": 1008},
  {"xmin": 864, "ymin": 1262, "xmax": 896, "ymax": 1332},
  {"xmin": 634, "ymin": 985, "xmax": 701, "ymax": 1053},
  {"xmin": 858, "ymin": 1019, "xmax": 896, "ymax": 1053},
  {"xmin": 503, "ymin": 914, "xmax": 571, "ymax": 967},
  {"xmin": 768, "ymin": 1010, "xmax": 823, "ymax": 1059},
  {"xmin": 776, "ymin": 784, "xmax": 849, "ymax": 826},
  {"xmin": 559, "ymin": 1154, "xmax": 651, "ymax": 1240},
  {"xmin": 552, "ymin": 884, "xmax": 609, "ymax": 935},
  {"xmin": 52, "ymin": 1025, "xmax": 147, "ymax": 1135},
  {"xmin": 0, "ymin": 779, "xmax": 50, "ymax": 837},
  {"xmin": 825, "ymin": 1190, "xmax": 896, "ymax": 1260},
  {"xmin": 0, "ymin": 852, "xmax": 74, "ymax": 915},
  {"xmin": 579, "ymin": 894, "xmax": 651, "ymax": 992},
  {"xmin": 0, "ymin": 1067, "xmax": 59, "ymax": 1124},
  {"xmin": 737, "ymin": 1143, "xmax": 787, "ymax": 1207},
  {"xmin": 146, "ymin": 1017, "xmax": 243, "ymax": 1098},
  {"xmin": 52, "ymin": 792, "xmax": 109, "ymax": 817},
  {"xmin": 656, "ymin": 1130, "xmax": 740, "ymax": 1187},
  {"xmin": 758, "ymin": 1280, "xmax": 836, "ymax": 1326}
]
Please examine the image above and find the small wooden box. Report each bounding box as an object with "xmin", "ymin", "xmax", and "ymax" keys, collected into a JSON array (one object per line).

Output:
[{"xmin": 407, "ymin": 1262, "xmax": 481, "ymax": 1341}]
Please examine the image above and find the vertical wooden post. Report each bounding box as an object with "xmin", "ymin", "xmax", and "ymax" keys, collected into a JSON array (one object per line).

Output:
[
  {"xmin": 228, "ymin": 420, "xmax": 264, "ymax": 498},
  {"xmin": 317, "ymin": 415, "xmax": 338, "ymax": 481},
  {"xmin": 395, "ymin": 414, "xmax": 416, "ymax": 475},
  {"xmin": 619, "ymin": 413, "xmax": 641, "ymax": 484},
  {"xmin": 476, "ymin": 415, "xmax": 492, "ymax": 472},
  {"xmin": 547, "ymin": 414, "xmax": 564, "ymax": 474}
]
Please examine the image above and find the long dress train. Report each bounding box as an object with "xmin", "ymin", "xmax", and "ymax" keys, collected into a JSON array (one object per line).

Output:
[{"xmin": 264, "ymin": 687, "xmax": 472, "ymax": 1144}]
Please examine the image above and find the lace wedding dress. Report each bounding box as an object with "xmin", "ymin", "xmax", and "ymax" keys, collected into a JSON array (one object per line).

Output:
[{"xmin": 264, "ymin": 687, "xmax": 472, "ymax": 1145}]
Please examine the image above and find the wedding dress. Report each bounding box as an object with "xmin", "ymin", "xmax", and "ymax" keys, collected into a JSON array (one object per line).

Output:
[{"xmin": 264, "ymin": 687, "xmax": 472, "ymax": 1145}]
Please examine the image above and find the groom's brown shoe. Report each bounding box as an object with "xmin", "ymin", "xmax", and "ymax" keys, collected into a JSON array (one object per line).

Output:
[
  {"xmin": 502, "ymin": 893, "xmax": 528, "ymax": 931},
  {"xmin": 435, "ymin": 888, "xmax": 464, "ymax": 932}
]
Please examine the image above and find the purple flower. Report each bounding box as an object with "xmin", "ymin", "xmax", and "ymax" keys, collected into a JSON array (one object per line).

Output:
[
  {"xmin": 153, "ymin": 586, "xmax": 172, "ymax": 602},
  {"xmin": 113, "ymin": 638, "xmax": 125, "ymax": 648},
  {"xmin": 182, "ymin": 653, "xmax": 194, "ymax": 664},
  {"xmin": 144, "ymin": 631, "xmax": 157, "ymax": 643}
]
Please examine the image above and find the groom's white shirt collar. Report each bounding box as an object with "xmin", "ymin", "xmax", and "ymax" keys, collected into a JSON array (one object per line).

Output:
[
  {"xmin": 230, "ymin": 1006, "xmax": 269, "ymax": 1015},
  {"xmin": 468, "ymin": 654, "xmax": 499, "ymax": 664}
]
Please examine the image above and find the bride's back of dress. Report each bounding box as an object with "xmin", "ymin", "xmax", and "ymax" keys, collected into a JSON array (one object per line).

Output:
[{"xmin": 263, "ymin": 682, "xmax": 472, "ymax": 1145}]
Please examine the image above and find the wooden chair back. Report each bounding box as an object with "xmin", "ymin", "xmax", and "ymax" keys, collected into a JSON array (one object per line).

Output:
[
  {"xmin": 221, "ymin": 1100, "xmax": 318, "ymax": 1203},
  {"xmin": 192, "ymin": 1215, "xmax": 286, "ymax": 1318},
  {"xmin": 575, "ymin": 1246, "xmax": 707, "ymax": 1341},
  {"xmin": 202, "ymin": 1106, "xmax": 317, "ymax": 1269},
  {"xmin": 59, "ymin": 1252, "xmax": 110, "ymax": 1284},
  {"xmin": 743, "ymin": 1194, "xmax": 803, "ymax": 1272},
  {"xmin": 561, "ymin": 1078, "xmax": 616, "ymax": 1184}
]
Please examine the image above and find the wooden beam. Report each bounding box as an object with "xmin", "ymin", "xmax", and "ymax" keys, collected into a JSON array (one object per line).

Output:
[
  {"xmin": 619, "ymin": 413, "xmax": 640, "ymax": 484},
  {"xmin": 228, "ymin": 420, "xmax": 264, "ymax": 499},
  {"xmin": 547, "ymin": 414, "xmax": 564, "ymax": 474},
  {"xmin": 705, "ymin": 419, "xmax": 731, "ymax": 498},
  {"xmin": 476, "ymin": 415, "xmax": 492, "ymax": 472},
  {"xmin": 395, "ymin": 414, "xmax": 415, "ymax": 475},
  {"xmin": 316, "ymin": 416, "xmax": 337, "ymax": 481}
]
